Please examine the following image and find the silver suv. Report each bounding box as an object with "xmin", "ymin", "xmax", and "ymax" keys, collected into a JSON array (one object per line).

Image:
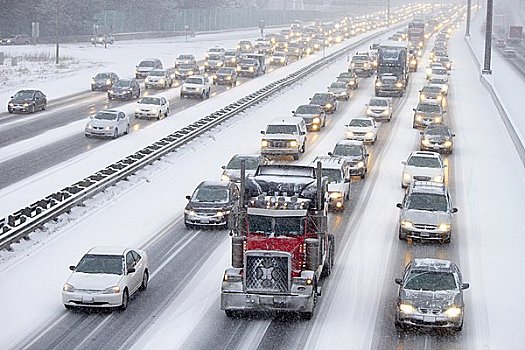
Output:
[
  {"xmin": 396, "ymin": 181, "xmax": 457, "ymax": 243},
  {"xmin": 395, "ymin": 258, "xmax": 469, "ymax": 331}
]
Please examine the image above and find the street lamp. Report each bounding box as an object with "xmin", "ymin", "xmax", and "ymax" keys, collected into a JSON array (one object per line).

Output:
[
  {"xmin": 466, "ymin": 0, "xmax": 471, "ymax": 37},
  {"xmin": 482, "ymin": 0, "xmax": 494, "ymax": 75}
]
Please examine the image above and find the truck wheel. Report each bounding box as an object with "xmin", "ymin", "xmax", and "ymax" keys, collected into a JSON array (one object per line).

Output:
[
  {"xmin": 225, "ymin": 310, "xmax": 240, "ymax": 318},
  {"xmin": 292, "ymin": 153, "xmax": 299, "ymax": 160},
  {"xmin": 398, "ymin": 228, "xmax": 406, "ymax": 241},
  {"xmin": 301, "ymin": 284, "xmax": 317, "ymax": 320}
]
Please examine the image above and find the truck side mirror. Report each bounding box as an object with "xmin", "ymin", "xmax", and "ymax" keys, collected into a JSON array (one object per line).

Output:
[
  {"xmin": 221, "ymin": 165, "xmax": 225, "ymax": 169},
  {"xmin": 396, "ymin": 203, "xmax": 402, "ymax": 208},
  {"xmin": 185, "ymin": 195, "xmax": 191, "ymax": 200},
  {"xmin": 260, "ymin": 130, "xmax": 265, "ymax": 135}
]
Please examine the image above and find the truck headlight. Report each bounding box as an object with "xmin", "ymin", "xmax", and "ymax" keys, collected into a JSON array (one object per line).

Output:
[
  {"xmin": 400, "ymin": 220, "xmax": 413, "ymax": 229},
  {"xmin": 422, "ymin": 138, "xmax": 431, "ymax": 146},
  {"xmin": 357, "ymin": 161, "xmax": 365, "ymax": 168},
  {"xmin": 438, "ymin": 223, "xmax": 451, "ymax": 231},
  {"xmin": 313, "ymin": 117, "xmax": 321, "ymax": 124},
  {"xmin": 375, "ymin": 81, "xmax": 382, "ymax": 87},
  {"xmin": 433, "ymin": 175, "xmax": 443, "ymax": 182},
  {"xmin": 261, "ymin": 140, "xmax": 269, "ymax": 147},
  {"xmin": 103, "ymin": 286, "xmax": 121, "ymax": 294},
  {"xmin": 444, "ymin": 140, "xmax": 452, "ymax": 147},
  {"xmin": 399, "ymin": 303, "xmax": 416, "ymax": 314},
  {"xmin": 444, "ymin": 306, "xmax": 462, "ymax": 318},
  {"xmin": 329, "ymin": 192, "xmax": 343, "ymax": 199},
  {"xmin": 289, "ymin": 140, "xmax": 299, "ymax": 148}
]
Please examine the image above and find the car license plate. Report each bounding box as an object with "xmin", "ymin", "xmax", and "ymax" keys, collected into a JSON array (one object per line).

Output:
[
  {"xmin": 423, "ymin": 316, "xmax": 436, "ymax": 323},
  {"xmin": 260, "ymin": 296, "xmax": 273, "ymax": 305},
  {"xmin": 421, "ymin": 232, "xmax": 430, "ymax": 237},
  {"xmin": 82, "ymin": 296, "xmax": 95, "ymax": 303},
  {"xmin": 200, "ymin": 218, "xmax": 210, "ymax": 224}
]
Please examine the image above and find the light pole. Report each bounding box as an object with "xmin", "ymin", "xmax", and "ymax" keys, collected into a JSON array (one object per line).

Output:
[
  {"xmin": 387, "ymin": 0, "xmax": 391, "ymax": 28},
  {"xmin": 55, "ymin": 0, "xmax": 61, "ymax": 64},
  {"xmin": 482, "ymin": 0, "xmax": 493, "ymax": 75},
  {"xmin": 466, "ymin": 0, "xmax": 472, "ymax": 37}
]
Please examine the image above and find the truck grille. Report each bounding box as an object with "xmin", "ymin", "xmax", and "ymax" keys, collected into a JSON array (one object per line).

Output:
[
  {"xmin": 245, "ymin": 252, "xmax": 290, "ymax": 293},
  {"xmin": 413, "ymin": 223, "xmax": 438, "ymax": 230}
]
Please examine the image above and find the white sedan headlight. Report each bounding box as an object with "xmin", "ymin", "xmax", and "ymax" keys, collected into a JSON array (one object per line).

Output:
[
  {"xmin": 313, "ymin": 117, "xmax": 321, "ymax": 124},
  {"xmin": 433, "ymin": 175, "xmax": 444, "ymax": 182},
  {"xmin": 261, "ymin": 139, "xmax": 269, "ymax": 147},
  {"xmin": 134, "ymin": 107, "xmax": 140, "ymax": 113},
  {"xmin": 438, "ymin": 223, "xmax": 451, "ymax": 231},
  {"xmin": 63, "ymin": 283, "xmax": 76, "ymax": 292},
  {"xmin": 365, "ymin": 131, "xmax": 374, "ymax": 138},
  {"xmin": 102, "ymin": 286, "xmax": 121, "ymax": 294},
  {"xmin": 221, "ymin": 174, "xmax": 230, "ymax": 182},
  {"xmin": 357, "ymin": 161, "xmax": 365, "ymax": 168},
  {"xmin": 422, "ymin": 138, "xmax": 431, "ymax": 146},
  {"xmin": 403, "ymin": 172, "xmax": 411, "ymax": 181},
  {"xmin": 444, "ymin": 140, "xmax": 452, "ymax": 147},
  {"xmin": 400, "ymin": 220, "xmax": 413, "ymax": 229}
]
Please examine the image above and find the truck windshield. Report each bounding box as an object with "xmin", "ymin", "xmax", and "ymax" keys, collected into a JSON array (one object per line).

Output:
[
  {"xmin": 249, "ymin": 215, "xmax": 304, "ymax": 237},
  {"xmin": 266, "ymin": 125, "xmax": 298, "ymax": 134},
  {"xmin": 322, "ymin": 169, "xmax": 342, "ymax": 183}
]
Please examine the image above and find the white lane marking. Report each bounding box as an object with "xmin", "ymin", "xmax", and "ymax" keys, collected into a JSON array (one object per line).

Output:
[
  {"xmin": 233, "ymin": 320, "xmax": 272, "ymax": 350},
  {"xmin": 20, "ymin": 312, "xmax": 69, "ymax": 349},
  {"xmin": 71, "ymin": 315, "xmax": 112, "ymax": 350},
  {"xmin": 151, "ymin": 230, "xmax": 200, "ymax": 279}
]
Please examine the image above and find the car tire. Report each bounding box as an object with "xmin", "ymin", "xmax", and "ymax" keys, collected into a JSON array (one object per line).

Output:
[
  {"xmin": 136, "ymin": 90, "xmax": 141, "ymax": 98},
  {"xmin": 207, "ymin": 89, "xmax": 210, "ymax": 98},
  {"xmin": 201, "ymin": 91, "xmax": 205, "ymax": 99},
  {"xmin": 398, "ymin": 228, "xmax": 406, "ymax": 241},
  {"xmin": 140, "ymin": 270, "xmax": 149, "ymax": 291},
  {"xmin": 125, "ymin": 124, "xmax": 130, "ymax": 135},
  {"xmin": 108, "ymin": 94, "xmax": 112, "ymax": 100},
  {"xmin": 113, "ymin": 128, "xmax": 119, "ymax": 139},
  {"xmin": 292, "ymin": 153, "xmax": 299, "ymax": 160},
  {"xmin": 443, "ymin": 233, "xmax": 451, "ymax": 244},
  {"xmin": 157, "ymin": 111, "xmax": 162, "ymax": 120},
  {"xmin": 119, "ymin": 289, "xmax": 129, "ymax": 310},
  {"xmin": 300, "ymin": 142, "xmax": 306, "ymax": 153},
  {"xmin": 42, "ymin": 103, "xmax": 46, "ymax": 111},
  {"xmin": 30, "ymin": 105, "xmax": 35, "ymax": 113},
  {"xmin": 165, "ymin": 108, "xmax": 169, "ymax": 117},
  {"xmin": 8, "ymin": 108, "xmax": 13, "ymax": 114}
]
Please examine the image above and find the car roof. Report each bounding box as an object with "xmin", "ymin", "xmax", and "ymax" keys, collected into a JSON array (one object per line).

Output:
[
  {"xmin": 16, "ymin": 89, "xmax": 38, "ymax": 93},
  {"xmin": 269, "ymin": 117, "xmax": 303, "ymax": 125},
  {"xmin": 199, "ymin": 180, "xmax": 230, "ymax": 188},
  {"xmin": 88, "ymin": 246, "xmax": 128, "ymax": 255},
  {"xmin": 100, "ymin": 109, "xmax": 120, "ymax": 113},
  {"xmin": 230, "ymin": 154, "xmax": 261, "ymax": 160},
  {"xmin": 349, "ymin": 116, "xmax": 374, "ymax": 121},
  {"xmin": 335, "ymin": 139, "xmax": 364, "ymax": 147},
  {"xmin": 409, "ymin": 151, "xmax": 441, "ymax": 159},
  {"xmin": 369, "ymin": 96, "xmax": 391, "ymax": 102},
  {"xmin": 411, "ymin": 258, "xmax": 455, "ymax": 272},
  {"xmin": 409, "ymin": 181, "xmax": 447, "ymax": 195},
  {"xmin": 312, "ymin": 156, "xmax": 346, "ymax": 169}
]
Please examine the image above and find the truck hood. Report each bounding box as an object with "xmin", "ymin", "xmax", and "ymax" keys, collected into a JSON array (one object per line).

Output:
[
  {"xmin": 66, "ymin": 272, "xmax": 123, "ymax": 291},
  {"xmin": 400, "ymin": 209, "xmax": 451, "ymax": 225},
  {"xmin": 246, "ymin": 236, "xmax": 302, "ymax": 255}
]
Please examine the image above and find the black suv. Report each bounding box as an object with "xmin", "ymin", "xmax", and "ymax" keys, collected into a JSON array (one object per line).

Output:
[
  {"xmin": 309, "ymin": 93, "xmax": 337, "ymax": 114},
  {"xmin": 91, "ymin": 72, "xmax": 119, "ymax": 91},
  {"xmin": 107, "ymin": 79, "xmax": 141, "ymax": 100},
  {"xmin": 184, "ymin": 181, "xmax": 239, "ymax": 228},
  {"xmin": 8, "ymin": 90, "xmax": 47, "ymax": 113},
  {"xmin": 420, "ymin": 124, "xmax": 455, "ymax": 154}
]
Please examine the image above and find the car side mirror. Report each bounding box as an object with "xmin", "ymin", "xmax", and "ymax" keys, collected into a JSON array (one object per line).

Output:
[
  {"xmin": 443, "ymin": 111, "xmax": 447, "ymax": 114},
  {"xmin": 328, "ymin": 152, "xmax": 333, "ymax": 156},
  {"xmin": 396, "ymin": 203, "xmax": 403, "ymax": 208},
  {"xmin": 451, "ymin": 207, "xmax": 458, "ymax": 213},
  {"xmin": 451, "ymin": 134, "xmax": 456, "ymax": 137},
  {"xmin": 292, "ymin": 111, "xmax": 295, "ymax": 114},
  {"xmin": 300, "ymin": 131, "xmax": 306, "ymax": 135},
  {"xmin": 260, "ymin": 130, "xmax": 265, "ymax": 135},
  {"xmin": 128, "ymin": 267, "xmax": 136, "ymax": 274},
  {"xmin": 69, "ymin": 265, "xmax": 76, "ymax": 271},
  {"xmin": 412, "ymin": 108, "xmax": 416, "ymax": 111},
  {"xmin": 185, "ymin": 195, "xmax": 191, "ymax": 200},
  {"xmin": 401, "ymin": 161, "xmax": 406, "ymax": 165},
  {"xmin": 221, "ymin": 165, "xmax": 225, "ymax": 169},
  {"xmin": 395, "ymin": 278, "xmax": 403, "ymax": 285},
  {"xmin": 419, "ymin": 132, "xmax": 423, "ymax": 135},
  {"xmin": 461, "ymin": 283, "xmax": 470, "ymax": 290},
  {"xmin": 309, "ymin": 98, "xmax": 312, "ymax": 100}
]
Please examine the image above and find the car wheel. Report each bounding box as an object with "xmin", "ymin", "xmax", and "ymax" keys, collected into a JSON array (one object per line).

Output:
[
  {"xmin": 201, "ymin": 91, "xmax": 205, "ymax": 99},
  {"xmin": 91, "ymin": 86, "xmax": 95, "ymax": 91},
  {"xmin": 322, "ymin": 117, "xmax": 326, "ymax": 127},
  {"xmin": 42, "ymin": 103, "xmax": 46, "ymax": 111},
  {"xmin": 165, "ymin": 108, "xmax": 170, "ymax": 117},
  {"xmin": 157, "ymin": 111, "xmax": 162, "ymax": 120},
  {"xmin": 119, "ymin": 289, "xmax": 129, "ymax": 310},
  {"xmin": 125, "ymin": 124, "xmax": 130, "ymax": 134},
  {"xmin": 292, "ymin": 153, "xmax": 299, "ymax": 160},
  {"xmin": 140, "ymin": 270, "xmax": 149, "ymax": 291},
  {"xmin": 453, "ymin": 321, "xmax": 463, "ymax": 332},
  {"xmin": 443, "ymin": 233, "xmax": 451, "ymax": 244},
  {"xmin": 30, "ymin": 105, "xmax": 35, "ymax": 113},
  {"xmin": 8, "ymin": 108, "xmax": 13, "ymax": 114},
  {"xmin": 64, "ymin": 304, "xmax": 74, "ymax": 310},
  {"xmin": 300, "ymin": 142, "xmax": 306, "ymax": 153},
  {"xmin": 108, "ymin": 94, "xmax": 112, "ymax": 100},
  {"xmin": 136, "ymin": 90, "xmax": 141, "ymax": 98},
  {"xmin": 113, "ymin": 128, "xmax": 119, "ymax": 139},
  {"xmin": 398, "ymin": 228, "xmax": 406, "ymax": 241}
]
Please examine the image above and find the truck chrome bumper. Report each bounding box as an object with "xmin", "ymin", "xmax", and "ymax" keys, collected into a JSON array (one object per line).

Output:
[{"xmin": 221, "ymin": 291, "xmax": 314, "ymax": 313}]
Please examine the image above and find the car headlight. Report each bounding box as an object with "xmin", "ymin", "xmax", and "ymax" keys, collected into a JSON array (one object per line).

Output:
[
  {"xmin": 444, "ymin": 306, "xmax": 462, "ymax": 318},
  {"xmin": 226, "ymin": 76, "xmax": 232, "ymax": 80},
  {"xmin": 134, "ymin": 108, "xmax": 140, "ymax": 113},
  {"xmin": 329, "ymin": 192, "xmax": 343, "ymax": 199},
  {"xmin": 422, "ymin": 138, "xmax": 431, "ymax": 146},
  {"xmin": 151, "ymin": 108, "xmax": 158, "ymax": 114},
  {"xmin": 411, "ymin": 59, "xmax": 417, "ymax": 65},
  {"xmin": 102, "ymin": 286, "xmax": 121, "ymax": 294},
  {"xmin": 63, "ymin": 283, "xmax": 76, "ymax": 292},
  {"xmin": 313, "ymin": 117, "xmax": 321, "ymax": 124},
  {"xmin": 23, "ymin": 103, "xmax": 30, "ymax": 107},
  {"xmin": 420, "ymin": 94, "xmax": 426, "ymax": 100},
  {"xmin": 184, "ymin": 209, "xmax": 196, "ymax": 216},
  {"xmin": 437, "ymin": 95, "xmax": 443, "ymax": 101},
  {"xmin": 8, "ymin": 102, "xmax": 14, "ymax": 106},
  {"xmin": 375, "ymin": 81, "xmax": 382, "ymax": 87},
  {"xmin": 159, "ymin": 79, "xmax": 165, "ymax": 84},
  {"xmin": 357, "ymin": 161, "xmax": 365, "ymax": 168},
  {"xmin": 289, "ymin": 140, "xmax": 299, "ymax": 148},
  {"xmin": 395, "ymin": 82, "xmax": 403, "ymax": 88},
  {"xmin": 188, "ymin": 70, "xmax": 194, "ymax": 75},
  {"xmin": 444, "ymin": 140, "xmax": 452, "ymax": 147},
  {"xmin": 364, "ymin": 63, "xmax": 369, "ymax": 68},
  {"xmin": 403, "ymin": 172, "xmax": 411, "ymax": 181},
  {"xmin": 106, "ymin": 79, "xmax": 111, "ymax": 85},
  {"xmin": 249, "ymin": 67, "xmax": 254, "ymax": 72},
  {"xmin": 399, "ymin": 303, "xmax": 416, "ymax": 314},
  {"xmin": 105, "ymin": 126, "xmax": 113, "ymax": 130},
  {"xmin": 365, "ymin": 131, "xmax": 374, "ymax": 138},
  {"xmin": 108, "ymin": 90, "xmax": 114, "ymax": 94},
  {"xmin": 325, "ymin": 103, "xmax": 332, "ymax": 109},
  {"xmin": 204, "ymin": 62, "xmax": 209, "ymax": 66},
  {"xmin": 434, "ymin": 116, "xmax": 442, "ymax": 123},
  {"xmin": 261, "ymin": 139, "xmax": 269, "ymax": 147},
  {"xmin": 438, "ymin": 223, "xmax": 451, "ymax": 231},
  {"xmin": 91, "ymin": 79, "xmax": 96, "ymax": 84},
  {"xmin": 221, "ymin": 174, "xmax": 230, "ymax": 182},
  {"xmin": 416, "ymin": 114, "xmax": 423, "ymax": 121},
  {"xmin": 400, "ymin": 220, "xmax": 413, "ymax": 229},
  {"xmin": 433, "ymin": 175, "xmax": 444, "ymax": 182},
  {"xmin": 280, "ymin": 57, "xmax": 285, "ymax": 62}
]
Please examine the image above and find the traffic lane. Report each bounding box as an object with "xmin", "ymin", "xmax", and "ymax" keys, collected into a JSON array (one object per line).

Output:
[
  {"xmin": 0, "ymin": 82, "xmax": 236, "ymax": 189},
  {"xmin": 20, "ymin": 223, "xmax": 229, "ymax": 350}
]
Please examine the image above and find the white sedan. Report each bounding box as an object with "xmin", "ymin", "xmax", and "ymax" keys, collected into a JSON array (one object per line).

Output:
[
  {"xmin": 401, "ymin": 151, "xmax": 446, "ymax": 188},
  {"xmin": 134, "ymin": 96, "xmax": 170, "ymax": 120},
  {"xmin": 345, "ymin": 117, "xmax": 378, "ymax": 144},
  {"xmin": 62, "ymin": 246, "xmax": 149, "ymax": 310},
  {"xmin": 85, "ymin": 109, "xmax": 130, "ymax": 139}
]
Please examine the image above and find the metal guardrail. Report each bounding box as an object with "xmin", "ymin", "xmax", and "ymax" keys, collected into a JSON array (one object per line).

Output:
[{"xmin": 0, "ymin": 27, "xmax": 392, "ymax": 251}]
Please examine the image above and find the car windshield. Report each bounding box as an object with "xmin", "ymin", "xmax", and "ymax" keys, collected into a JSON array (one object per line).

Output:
[
  {"xmin": 426, "ymin": 127, "xmax": 449, "ymax": 136},
  {"xmin": 225, "ymin": 51, "xmax": 236, "ymax": 56},
  {"xmin": 352, "ymin": 55, "xmax": 368, "ymax": 61},
  {"xmin": 407, "ymin": 156, "xmax": 441, "ymax": 168},
  {"xmin": 242, "ymin": 59, "xmax": 258, "ymax": 65},
  {"xmin": 139, "ymin": 60, "xmax": 155, "ymax": 67},
  {"xmin": 423, "ymin": 86, "xmax": 442, "ymax": 94},
  {"xmin": 406, "ymin": 193, "xmax": 448, "ymax": 212},
  {"xmin": 178, "ymin": 55, "xmax": 193, "ymax": 60},
  {"xmin": 185, "ymin": 77, "xmax": 203, "ymax": 84},
  {"xmin": 217, "ymin": 68, "xmax": 233, "ymax": 74},
  {"xmin": 418, "ymin": 104, "xmax": 440, "ymax": 113},
  {"xmin": 95, "ymin": 73, "xmax": 111, "ymax": 79},
  {"xmin": 322, "ymin": 169, "xmax": 342, "ymax": 183},
  {"xmin": 148, "ymin": 70, "xmax": 165, "ymax": 76},
  {"xmin": 311, "ymin": 95, "xmax": 330, "ymax": 104},
  {"xmin": 433, "ymin": 69, "xmax": 447, "ymax": 75},
  {"xmin": 75, "ymin": 254, "xmax": 124, "ymax": 275},
  {"xmin": 179, "ymin": 64, "xmax": 195, "ymax": 70},
  {"xmin": 192, "ymin": 187, "xmax": 228, "ymax": 203},
  {"xmin": 94, "ymin": 111, "xmax": 118, "ymax": 120},
  {"xmin": 404, "ymin": 270, "xmax": 457, "ymax": 291},
  {"xmin": 266, "ymin": 125, "xmax": 298, "ymax": 134},
  {"xmin": 227, "ymin": 157, "xmax": 259, "ymax": 170},
  {"xmin": 273, "ymin": 53, "xmax": 285, "ymax": 57},
  {"xmin": 348, "ymin": 119, "xmax": 372, "ymax": 127},
  {"xmin": 369, "ymin": 99, "xmax": 388, "ymax": 106},
  {"xmin": 248, "ymin": 215, "xmax": 304, "ymax": 237},
  {"xmin": 13, "ymin": 91, "xmax": 35, "ymax": 99},
  {"xmin": 296, "ymin": 105, "xmax": 320, "ymax": 114},
  {"xmin": 338, "ymin": 74, "xmax": 351, "ymax": 79},
  {"xmin": 330, "ymin": 82, "xmax": 347, "ymax": 89},
  {"xmin": 113, "ymin": 80, "xmax": 132, "ymax": 88},
  {"xmin": 333, "ymin": 145, "xmax": 362, "ymax": 157},
  {"xmin": 139, "ymin": 97, "xmax": 160, "ymax": 105},
  {"xmin": 208, "ymin": 54, "xmax": 222, "ymax": 60}
]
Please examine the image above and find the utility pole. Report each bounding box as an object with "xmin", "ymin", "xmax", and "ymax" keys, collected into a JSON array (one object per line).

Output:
[
  {"xmin": 387, "ymin": 0, "xmax": 391, "ymax": 28},
  {"xmin": 482, "ymin": 0, "xmax": 493, "ymax": 75},
  {"xmin": 466, "ymin": 0, "xmax": 472, "ymax": 37},
  {"xmin": 55, "ymin": 0, "xmax": 61, "ymax": 64}
]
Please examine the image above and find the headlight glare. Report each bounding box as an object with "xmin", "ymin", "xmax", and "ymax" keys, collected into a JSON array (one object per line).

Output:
[
  {"xmin": 63, "ymin": 283, "xmax": 76, "ymax": 292},
  {"xmin": 399, "ymin": 303, "xmax": 416, "ymax": 314},
  {"xmin": 444, "ymin": 306, "xmax": 462, "ymax": 318}
]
